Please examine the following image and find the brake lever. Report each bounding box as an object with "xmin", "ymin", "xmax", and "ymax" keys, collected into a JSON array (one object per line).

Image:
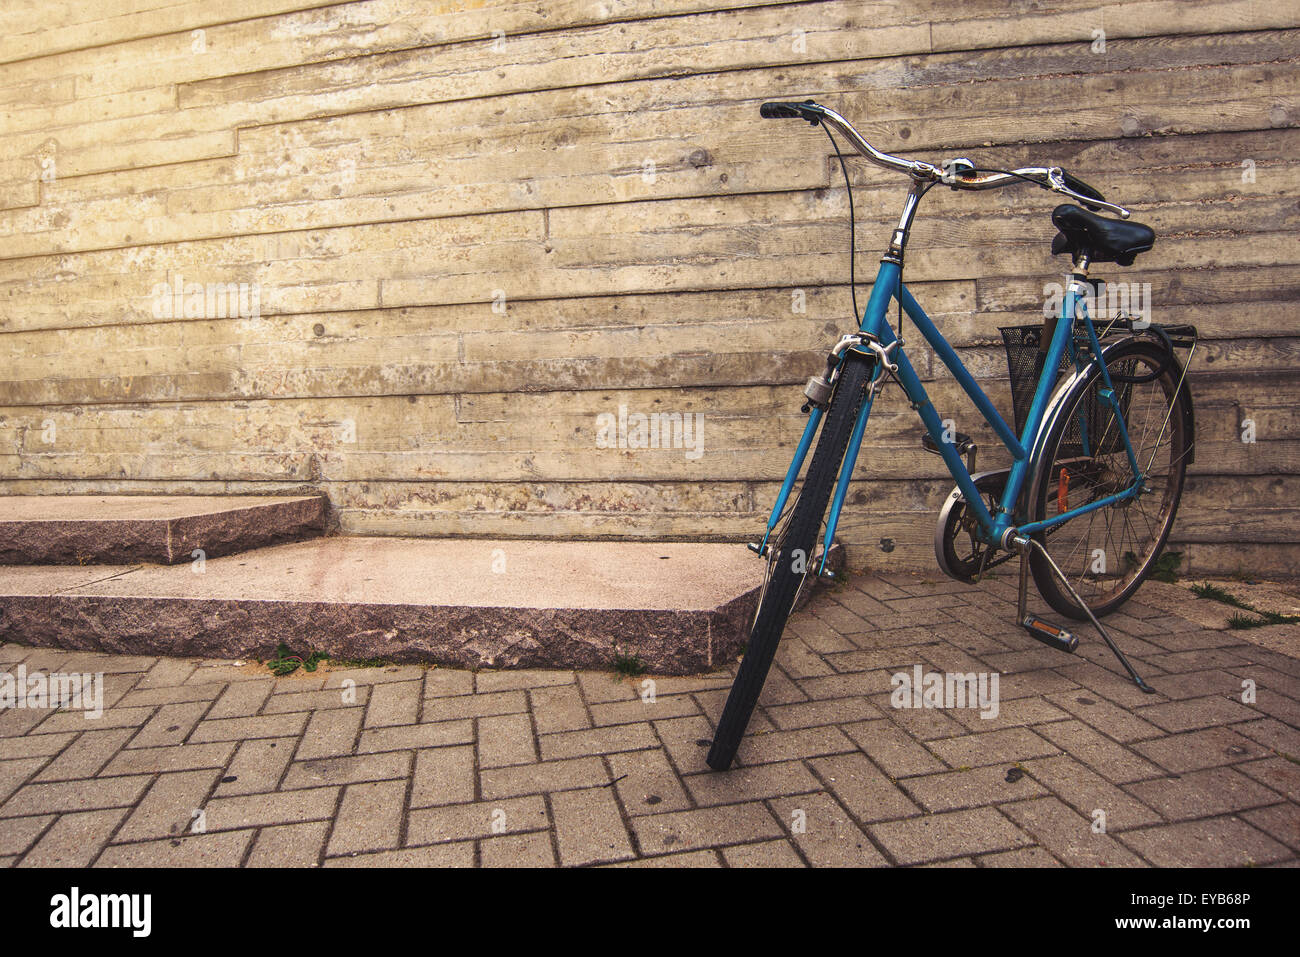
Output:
[{"xmin": 1047, "ymin": 168, "xmax": 1131, "ymax": 219}]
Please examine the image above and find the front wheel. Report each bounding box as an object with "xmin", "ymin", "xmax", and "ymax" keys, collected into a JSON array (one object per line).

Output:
[
  {"xmin": 707, "ymin": 354, "xmax": 874, "ymax": 771},
  {"xmin": 1029, "ymin": 338, "xmax": 1192, "ymax": 619}
]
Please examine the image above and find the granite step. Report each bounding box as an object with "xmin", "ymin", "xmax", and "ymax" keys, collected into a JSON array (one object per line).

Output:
[
  {"xmin": 0, "ymin": 495, "xmax": 327, "ymax": 565},
  {"xmin": 0, "ymin": 537, "xmax": 773, "ymax": 674}
]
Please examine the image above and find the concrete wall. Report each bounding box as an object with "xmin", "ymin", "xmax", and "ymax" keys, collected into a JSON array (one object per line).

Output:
[{"xmin": 1, "ymin": 0, "xmax": 1296, "ymax": 575}]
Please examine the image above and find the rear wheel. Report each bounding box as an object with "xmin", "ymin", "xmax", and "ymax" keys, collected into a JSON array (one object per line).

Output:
[
  {"xmin": 707, "ymin": 354, "xmax": 874, "ymax": 771},
  {"xmin": 1029, "ymin": 338, "xmax": 1192, "ymax": 619}
]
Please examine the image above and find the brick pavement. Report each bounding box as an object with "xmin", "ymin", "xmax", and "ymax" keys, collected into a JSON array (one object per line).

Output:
[{"xmin": 1, "ymin": 572, "xmax": 1297, "ymax": 867}]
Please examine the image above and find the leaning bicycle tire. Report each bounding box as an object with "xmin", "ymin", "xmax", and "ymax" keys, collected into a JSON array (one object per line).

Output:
[
  {"xmin": 1029, "ymin": 337, "xmax": 1192, "ymax": 620},
  {"xmin": 707, "ymin": 353, "xmax": 874, "ymax": 771}
]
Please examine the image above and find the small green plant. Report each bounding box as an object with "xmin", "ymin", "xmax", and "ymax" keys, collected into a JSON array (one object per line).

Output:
[
  {"xmin": 612, "ymin": 652, "xmax": 646, "ymax": 679},
  {"xmin": 1148, "ymin": 550, "xmax": 1182, "ymax": 583},
  {"xmin": 328, "ymin": 656, "xmax": 392, "ymax": 669},
  {"xmin": 1194, "ymin": 583, "xmax": 1300, "ymax": 629},
  {"xmin": 267, "ymin": 642, "xmax": 328, "ymax": 677},
  {"xmin": 1191, "ymin": 581, "xmax": 1252, "ymax": 610}
]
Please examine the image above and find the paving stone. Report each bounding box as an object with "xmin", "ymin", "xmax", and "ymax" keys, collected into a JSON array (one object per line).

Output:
[
  {"xmin": 735, "ymin": 726, "xmax": 857, "ymax": 765},
  {"xmin": 869, "ymin": 808, "xmax": 1033, "ymax": 865},
  {"xmin": 129, "ymin": 700, "xmax": 211, "ymax": 749},
  {"xmin": 1131, "ymin": 726, "xmax": 1269, "ymax": 774},
  {"xmin": 1235, "ymin": 756, "xmax": 1300, "ymax": 801},
  {"xmin": 136, "ymin": 658, "xmax": 200, "ymax": 690},
  {"xmin": 480, "ymin": 756, "xmax": 609, "ymax": 800},
  {"xmin": 296, "ymin": 707, "xmax": 364, "ymax": 759},
  {"xmin": 2, "ymin": 774, "xmax": 150, "ymax": 817},
  {"xmin": 682, "ymin": 760, "xmax": 819, "ymax": 808},
  {"xmin": 477, "ymin": 713, "xmax": 538, "ymax": 769},
  {"xmin": 769, "ymin": 792, "xmax": 887, "ymax": 866},
  {"xmin": 265, "ymin": 686, "xmax": 370, "ymax": 714},
  {"xmin": 0, "ymin": 732, "xmax": 75, "ymax": 761},
  {"xmin": 327, "ymin": 780, "xmax": 407, "ymax": 856},
  {"xmin": 1136, "ymin": 694, "xmax": 1262, "ymax": 733},
  {"xmin": 202, "ymin": 786, "xmax": 341, "ymax": 832},
  {"xmin": 423, "ymin": 668, "xmax": 475, "ymax": 698},
  {"xmin": 35, "ymin": 706, "xmax": 155, "ymax": 734},
  {"xmin": 115, "ymin": 769, "xmax": 221, "ymax": 842},
  {"xmin": 530, "ymin": 683, "xmax": 591, "ymax": 734},
  {"xmin": 1241, "ymin": 804, "xmax": 1300, "ymax": 852},
  {"xmin": 321, "ymin": 666, "xmax": 426, "ymax": 689},
  {"xmin": 357, "ymin": 720, "xmax": 472, "ymax": 753},
  {"xmin": 807, "ymin": 752, "xmax": 921, "ymax": 824},
  {"xmin": 206, "ymin": 679, "xmax": 274, "ymax": 719},
  {"xmin": 609, "ymin": 849, "xmax": 723, "ymax": 867},
  {"xmin": 282, "ymin": 751, "xmax": 410, "ymax": 791},
  {"xmin": 480, "ymin": 831, "xmax": 557, "ymax": 867},
  {"xmin": 215, "ymin": 738, "xmax": 297, "ymax": 796},
  {"xmin": 411, "ymin": 745, "xmax": 475, "ymax": 808},
  {"xmin": 189, "ymin": 712, "xmax": 309, "ymax": 743},
  {"xmin": 633, "ymin": 802, "xmax": 782, "ymax": 856},
  {"xmin": 0, "ymin": 814, "xmax": 53, "ymax": 856},
  {"xmin": 866, "ymin": 693, "xmax": 968, "ymax": 740},
  {"xmin": 246, "ymin": 821, "xmax": 330, "ymax": 867},
  {"xmin": 19, "ymin": 808, "xmax": 127, "ymax": 867},
  {"xmin": 721, "ymin": 839, "xmax": 806, "ymax": 867},
  {"xmin": 763, "ymin": 696, "xmax": 881, "ymax": 731},
  {"xmin": 1125, "ymin": 766, "xmax": 1284, "ymax": 821},
  {"xmin": 324, "ymin": 842, "xmax": 474, "ymax": 867},
  {"xmin": 927, "ymin": 728, "xmax": 1058, "ymax": 769},
  {"xmin": 364, "ymin": 680, "xmax": 421, "ymax": 728},
  {"xmin": 118, "ymin": 682, "xmax": 225, "ymax": 708},
  {"xmin": 475, "ymin": 669, "xmax": 575, "ymax": 693},
  {"xmin": 1001, "ymin": 796, "xmax": 1146, "ymax": 866},
  {"xmin": 34, "ymin": 727, "xmax": 134, "ymax": 781},
  {"xmin": 841, "ymin": 721, "xmax": 946, "ymax": 777},
  {"xmin": 903, "ymin": 764, "xmax": 1047, "ymax": 812},
  {"xmin": 1035, "ymin": 720, "xmax": 1163, "ymax": 784},
  {"xmin": 652, "ymin": 714, "xmax": 717, "ymax": 775},
  {"xmin": 589, "ymin": 694, "xmax": 699, "ymax": 727},
  {"xmin": 575, "ymin": 671, "xmax": 637, "ymax": 704},
  {"xmin": 1118, "ymin": 816, "xmax": 1293, "ymax": 868},
  {"xmin": 422, "ymin": 690, "xmax": 528, "ymax": 722},
  {"xmin": 607, "ymin": 748, "xmax": 692, "ymax": 816},
  {"xmin": 96, "ymin": 830, "xmax": 255, "ymax": 868},
  {"xmin": 407, "ymin": 796, "xmax": 549, "ymax": 846},
  {"xmin": 1020, "ymin": 755, "xmax": 1162, "ymax": 830},
  {"xmin": 539, "ymin": 722, "xmax": 657, "ymax": 761},
  {"xmin": 978, "ymin": 846, "xmax": 1063, "ymax": 867},
  {"xmin": 1234, "ymin": 717, "xmax": 1300, "ymax": 757},
  {"xmin": 1041, "ymin": 690, "xmax": 1163, "ymax": 742},
  {"xmin": 551, "ymin": 786, "xmax": 636, "ymax": 866}
]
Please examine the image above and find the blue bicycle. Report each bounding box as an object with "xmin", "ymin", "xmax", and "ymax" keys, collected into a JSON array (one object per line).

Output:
[{"xmin": 708, "ymin": 101, "xmax": 1196, "ymax": 771}]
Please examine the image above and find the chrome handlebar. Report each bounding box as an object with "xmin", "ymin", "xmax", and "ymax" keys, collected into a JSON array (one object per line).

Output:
[{"xmin": 787, "ymin": 101, "xmax": 1132, "ymax": 219}]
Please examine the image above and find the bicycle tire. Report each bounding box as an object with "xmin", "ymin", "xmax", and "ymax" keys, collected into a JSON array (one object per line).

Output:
[
  {"xmin": 1029, "ymin": 338, "xmax": 1192, "ymax": 619},
  {"xmin": 707, "ymin": 353, "xmax": 874, "ymax": 771}
]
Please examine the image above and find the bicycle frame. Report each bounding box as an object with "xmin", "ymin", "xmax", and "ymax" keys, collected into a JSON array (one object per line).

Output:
[{"xmin": 761, "ymin": 259, "xmax": 1147, "ymax": 573}]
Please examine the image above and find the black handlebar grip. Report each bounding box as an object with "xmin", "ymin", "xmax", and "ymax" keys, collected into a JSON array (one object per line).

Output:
[
  {"xmin": 1062, "ymin": 171, "xmax": 1107, "ymax": 210},
  {"xmin": 760, "ymin": 101, "xmax": 805, "ymax": 119}
]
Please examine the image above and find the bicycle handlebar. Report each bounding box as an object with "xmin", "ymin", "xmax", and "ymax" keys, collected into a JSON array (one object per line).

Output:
[{"xmin": 759, "ymin": 99, "xmax": 1131, "ymax": 218}]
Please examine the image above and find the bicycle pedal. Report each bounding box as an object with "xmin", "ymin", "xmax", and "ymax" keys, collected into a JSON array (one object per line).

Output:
[
  {"xmin": 746, "ymin": 541, "xmax": 770, "ymax": 558},
  {"xmin": 1022, "ymin": 615, "xmax": 1078, "ymax": 653},
  {"xmin": 921, "ymin": 430, "xmax": 975, "ymax": 456}
]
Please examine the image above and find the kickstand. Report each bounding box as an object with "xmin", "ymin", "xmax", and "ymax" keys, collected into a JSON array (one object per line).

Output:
[{"xmin": 1024, "ymin": 538, "xmax": 1157, "ymax": 694}]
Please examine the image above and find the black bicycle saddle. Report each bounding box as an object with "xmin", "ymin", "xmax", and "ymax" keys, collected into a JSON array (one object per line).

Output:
[{"xmin": 1050, "ymin": 204, "xmax": 1155, "ymax": 266}]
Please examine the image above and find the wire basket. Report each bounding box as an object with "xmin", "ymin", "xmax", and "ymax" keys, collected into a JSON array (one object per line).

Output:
[{"xmin": 999, "ymin": 323, "xmax": 1134, "ymax": 457}]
